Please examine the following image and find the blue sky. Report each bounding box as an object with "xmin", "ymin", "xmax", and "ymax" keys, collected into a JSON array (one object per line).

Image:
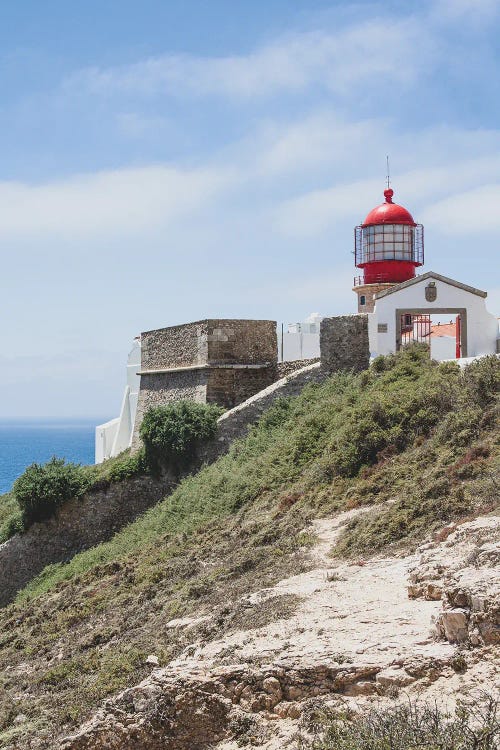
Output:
[{"xmin": 1, "ymin": 0, "xmax": 499, "ymax": 417}]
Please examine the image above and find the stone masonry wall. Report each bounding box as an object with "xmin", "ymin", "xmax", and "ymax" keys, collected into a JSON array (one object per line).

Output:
[
  {"xmin": 131, "ymin": 370, "xmax": 209, "ymax": 450},
  {"xmin": 141, "ymin": 319, "xmax": 277, "ymax": 370},
  {"xmin": 206, "ymin": 320, "xmax": 277, "ymax": 364},
  {"xmin": 141, "ymin": 321, "xmax": 209, "ymax": 370},
  {"xmin": 200, "ymin": 362, "xmax": 326, "ymax": 463},
  {"xmin": 0, "ymin": 474, "xmax": 173, "ymax": 607},
  {"xmin": 276, "ymin": 358, "xmax": 319, "ymax": 379},
  {"xmin": 132, "ymin": 319, "xmax": 278, "ymax": 450},
  {"xmin": 206, "ymin": 367, "xmax": 277, "ymax": 410},
  {"xmin": 320, "ymin": 315, "xmax": 370, "ymax": 373}
]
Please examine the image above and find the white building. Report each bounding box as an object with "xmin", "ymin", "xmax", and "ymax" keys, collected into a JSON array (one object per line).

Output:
[
  {"xmin": 279, "ymin": 312, "xmax": 322, "ymax": 361},
  {"xmin": 95, "ymin": 339, "xmax": 141, "ymax": 463},
  {"xmin": 367, "ymin": 272, "xmax": 499, "ymax": 360}
]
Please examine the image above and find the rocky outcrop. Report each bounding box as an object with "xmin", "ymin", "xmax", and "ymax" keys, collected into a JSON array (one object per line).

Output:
[
  {"xmin": 408, "ymin": 516, "xmax": 499, "ymax": 647},
  {"xmin": 55, "ymin": 511, "xmax": 499, "ymax": 750},
  {"xmin": 62, "ymin": 656, "xmax": 462, "ymax": 750}
]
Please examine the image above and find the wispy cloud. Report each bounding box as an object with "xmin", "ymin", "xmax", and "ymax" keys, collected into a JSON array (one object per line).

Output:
[
  {"xmin": 64, "ymin": 20, "xmax": 432, "ymax": 101},
  {"xmin": 272, "ymin": 149, "xmax": 500, "ymax": 238},
  {"xmin": 0, "ymin": 165, "xmax": 232, "ymax": 239},
  {"xmin": 420, "ymin": 184, "xmax": 500, "ymax": 233},
  {"xmin": 432, "ymin": 0, "xmax": 500, "ymax": 22}
]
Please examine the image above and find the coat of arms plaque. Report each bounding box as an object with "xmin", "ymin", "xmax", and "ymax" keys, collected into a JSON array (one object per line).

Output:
[{"xmin": 425, "ymin": 282, "xmax": 437, "ymax": 302}]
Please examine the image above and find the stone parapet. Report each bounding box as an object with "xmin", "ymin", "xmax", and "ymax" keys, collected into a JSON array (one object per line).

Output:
[
  {"xmin": 141, "ymin": 319, "xmax": 277, "ymax": 370},
  {"xmin": 131, "ymin": 319, "xmax": 278, "ymax": 450},
  {"xmin": 320, "ymin": 315, "xmax": 370, "ymax": 374}
]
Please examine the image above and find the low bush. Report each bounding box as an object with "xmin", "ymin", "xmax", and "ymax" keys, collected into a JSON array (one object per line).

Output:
[
  {"xmin": 6, "ymin": 449, "xmax": 147, "ymax": 535},
  {"xmin": 13, "ymin": 457, "xmax": 90, "ymax": 527},
  {"xmin": 0, "ymin": 492, "xmax": 23, "ymax": 543},
  {"xmin": 140, "ymin": 401, "xmax": 223, "ymax": 472},
  {"xmin": 98, "ymin": 450, "xmax": 147, "ymax": 484},
  {"xmin": 306, "ymin": 694, "xmax": 499, "ymax": 750}
]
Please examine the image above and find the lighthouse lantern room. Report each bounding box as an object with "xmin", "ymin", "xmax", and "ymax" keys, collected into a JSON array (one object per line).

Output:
[{"xmin": 353, "ymin": 187, "xmax": 424, "ymax": 312}]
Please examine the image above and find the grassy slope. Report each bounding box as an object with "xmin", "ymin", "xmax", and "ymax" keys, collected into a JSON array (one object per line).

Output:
[
  {"xmin": 0, "ymin": 493, "xmax": 21, "ymax": 543},
  {"xmin": 0, "ymin": 349, "xmax": 498, "ymax": 746}
]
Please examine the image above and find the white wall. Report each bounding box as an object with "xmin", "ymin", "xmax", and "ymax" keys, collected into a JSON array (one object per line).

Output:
[
  {"xmin": 95, "ymin": 418, "xmax": 119, "ymax": 464},
  {"xmin": 368, "ymin": 274, "xmax": 499, "ymax": 360},
  {"xmin": 430, "ymin": 335, "xmax": 456, "ymax": 361},
  {"xmin": 95, "ymin": 338, "xmax": 142, "ymax": 463},
  {"xmin": 280, "ymin": 332, "xmax": 320, "ymax": 362}
]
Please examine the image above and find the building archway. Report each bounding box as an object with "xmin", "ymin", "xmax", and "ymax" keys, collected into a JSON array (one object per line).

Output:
[{"xmin": 395, "ymin": 307, "xmax": 467, "ymax": 358}]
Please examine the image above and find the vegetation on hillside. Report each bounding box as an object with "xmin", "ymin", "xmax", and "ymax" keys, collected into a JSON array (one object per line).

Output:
[
  {"xmin": 13, "ymin": 458, "xmax": 91, "ymax": 527},
  {"xmin": 140, "ymin": 401, "xmax": 223, "ymax": 473},
  {"xmin": 304, "ymin": 694, "xmax": 499, "ymax": 750},
  {"xmin": 0, "ymin": 492, "xmax": 22, "ymax": 543},
  {"xmin": 0, "ymin": 348, "xmax": 498, "ymax": 747},
  {"xmin": 0, "ymin": 401, "xmax": 221, "ymax": 537}
]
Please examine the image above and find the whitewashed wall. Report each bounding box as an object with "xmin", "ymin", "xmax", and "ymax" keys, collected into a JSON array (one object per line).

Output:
[
  {"xmin": 95, "ymin": 339, "xmax": 141, "ymax": 463},
  {"xmin": 368, "ymin": 273, "xmax": 498, "ymax": 360}
]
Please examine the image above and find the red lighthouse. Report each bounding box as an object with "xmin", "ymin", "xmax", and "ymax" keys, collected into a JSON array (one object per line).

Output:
[{"xmin": 353, "ymin": 187, "xmax": 424, "ymax": 312}]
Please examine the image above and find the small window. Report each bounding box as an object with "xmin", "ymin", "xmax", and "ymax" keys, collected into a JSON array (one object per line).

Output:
[{"xmin": 360, "ymin": 295, "xmax": 366, "ymax": 306}]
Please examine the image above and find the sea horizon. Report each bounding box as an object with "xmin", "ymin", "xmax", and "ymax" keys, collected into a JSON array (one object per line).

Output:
[{"xmin": 0, "ymin": 417, "xmax": 110, "ymax": 495}]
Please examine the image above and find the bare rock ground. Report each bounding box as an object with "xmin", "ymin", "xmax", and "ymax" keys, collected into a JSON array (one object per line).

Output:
[{"xmin": 59, "ymin": 510, "xmax": 499, "ymax": 750}]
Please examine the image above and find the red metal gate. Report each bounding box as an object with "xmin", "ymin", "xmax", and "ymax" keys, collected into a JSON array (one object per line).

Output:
[
  {"xmin": 400, "ymin": 314, "xmax": 431, "ymax": 347},
  {"xmin": 455, "ymin": 315, "xmax": 461, "ymax": 358}
]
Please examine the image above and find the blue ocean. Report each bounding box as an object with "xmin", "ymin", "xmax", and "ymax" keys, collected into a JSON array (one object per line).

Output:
[{"xmin": 0, "ymin": 420, "xmax": 100, "ymax": 495}]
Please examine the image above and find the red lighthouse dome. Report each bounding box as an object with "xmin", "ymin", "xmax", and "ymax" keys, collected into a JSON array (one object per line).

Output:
[
  {"xmin": 354, "ymin": 187, "xmax": 424, "ymax": 286},
  {"xmin": 363, "ymin": 188, "xmax": 415, "ymax": 227}
]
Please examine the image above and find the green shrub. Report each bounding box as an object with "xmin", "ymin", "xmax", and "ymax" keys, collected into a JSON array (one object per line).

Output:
[
  {"xmin": 140, "ymin": 401, "xmax": 223, "ymax": 472},
  {"xmin": 335, "ymin": 483, "xmax": 471, "ymax": 556},
  {"xmin": 99, "ymin": 450, "xmax": 147, "ymax": 484},
  {"xmin": 462, "ymin": 355, "xmax": 500, "ymax": 407},
  {"xmin": 306, "ymin": 694, "xmax": 499, "ymax": 750},
  {"xmin": 13, "ymin": 457, "xmax": 89, "ymax": 527},
  {"xmin": 436, "ymin": 407, "xmax": 483, "ymax": 448},
  {"xmin": 0, "ymin": 492, "xmax": 24, "ymax": 542}
]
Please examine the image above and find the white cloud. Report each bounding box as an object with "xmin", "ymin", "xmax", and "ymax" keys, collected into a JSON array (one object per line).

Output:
[
  {"xmin": 432, "ymin": 0, "xmax": 500, "ymax": 21},
  {"xmin": 272, "ymin": 178, "xmax": 382, "ymax": 237},
  {"xmin": 251, "ymin": 114, "xmax": 385, "ymax": 177},
  {"xmin": 420, "ymin": 184, "xmax": 500, "ymax": 234},
  {"xmin": 272, "ymin": 150, "xmax": 500, "ymax": 239},
  {"xmin": 0, "ymin": 165, "xmax": 232, "ymax": 240},
  {"xmin": 64, "ymin": 19, "xmax": 432, "ymax": 101},
  {"xmin": 115, "ymin": 112, "xmax": 172, "ymax": 139}
]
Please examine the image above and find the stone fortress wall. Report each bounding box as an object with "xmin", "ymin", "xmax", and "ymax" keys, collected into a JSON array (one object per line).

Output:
[
  {"xmin": 320, "ymin": 314, "xmax": 370, "ymax": 373},
  {"xmin": 131, "ymin": 319, "xmax": 278, "ymax": 449}
]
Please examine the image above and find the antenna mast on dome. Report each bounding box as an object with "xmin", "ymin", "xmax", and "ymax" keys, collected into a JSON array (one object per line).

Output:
[{"xmin": 386, "ymin": 155, "xmax": 391, "ymax": 189}]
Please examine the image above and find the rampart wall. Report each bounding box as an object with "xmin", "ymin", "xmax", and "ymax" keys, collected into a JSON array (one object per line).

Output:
[
  {"xmin": 201, "ymin": 362, "xmax": 326, "ymax": 462},
  {"xmin": 320, "ymin": 314, "xmax": 370, "ymax": 373},
  {"xmin": 0, "ymin": 474, "xmax": 173, "ymax": 607},
  {"xmin": 131, "ymin": 319, "xmax": 278, "ymax": 449}
]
